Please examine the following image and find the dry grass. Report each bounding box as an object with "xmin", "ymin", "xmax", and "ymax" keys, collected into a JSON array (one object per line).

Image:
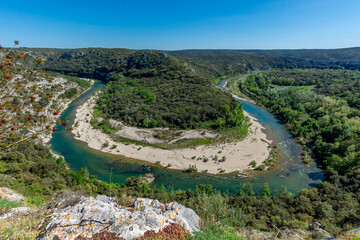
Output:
[{"xmin": 0, "ymin": 208, "xmax": 47, "ymax": 240}]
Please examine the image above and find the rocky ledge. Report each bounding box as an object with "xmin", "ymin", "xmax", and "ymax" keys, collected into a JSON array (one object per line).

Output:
[
  {"xmin": 0, "ymin": 187, "xmax": 25, "ymax": 202},
  {"xmin": 37, "ymin": 195, "xmax": 200, "ymax": 240}
]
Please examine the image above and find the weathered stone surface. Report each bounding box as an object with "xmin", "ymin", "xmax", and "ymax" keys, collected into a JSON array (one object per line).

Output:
[
  {"xmin": 0, "ymin": 207, "xmax": 30, "ymax": 220},
  {"xmin": 37, "ymin": 195, "xmax": 200, "ymax": 240},
  {"xmin": 60, "ymin": 51, "xmax": 85, "ymax": 59},
  {"xmin": 0, "ymin": 187, "xmax": 25, "ymax": 202}
]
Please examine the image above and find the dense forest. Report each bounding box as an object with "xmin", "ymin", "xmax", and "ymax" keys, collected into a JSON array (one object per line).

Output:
[
  {"xmin": 239, "ymin": 70, "xmax": 360, "ymax": 175},
  {"xmin": 9, "ymin": 47, "xmax": 360, "ymax": 80},
  {"xmin": 167, "ymin": 51, "xmax": 322, "ymax": 78},
  {"xmin": 263, "ymin": 69, "xmax": 360, "ymax": 109},
  {"xmin": 168, "ymin": 48, "xmax": 360, "ymax": 72},
  {"xmin": 95, "ymin": 51, "xmax": 245, "ymax": 130}
]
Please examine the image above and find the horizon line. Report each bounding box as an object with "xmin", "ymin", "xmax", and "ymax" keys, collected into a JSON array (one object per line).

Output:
[{"xmin": 4, "ymin": 46, "xmax": 360, "ymax": 51}]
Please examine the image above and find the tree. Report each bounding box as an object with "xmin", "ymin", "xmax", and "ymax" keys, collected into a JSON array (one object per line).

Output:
[
  {"xmin": 261, "ymin": 183, "xmax": 272, "ymax": 197},
  {"xmin": 0, "ymin": 41, "xmax": 69, "ymax": 151}
]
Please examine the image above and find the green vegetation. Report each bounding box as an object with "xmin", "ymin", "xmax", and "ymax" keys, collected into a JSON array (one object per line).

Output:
[
  {"xmin": 1, "ymin": 140, "xmax": 360, "ymax": 238},
  {"xmin": 255, "ymin": 164, "xmax": 266, "ymax": 171},
  {"xmin": 185, "ymin": 164, "xmax": 198, "ymax": 173},
  {"xmin": 11, "ymin": 47, "xmax": 360, "ymax": 80},
  {"xmin": 167, "ymin": 48, "xmax": 360, "ymax": 75},
  {"xmin": 95, "ymin": 51, "xmax": 246, "ymax": 131},
  {"xmin": 167, "ymin": 50, "xmax": 323, "ymax": 78},
  {"xmin": 240, "ymin": 70, "xmax": 360, "ymax": 174},
  {"xmin": 3, "ymin": 46, "xmax": 360, "ymax": 238},
  {"xmin": 264, "ymin": 69, "xmax": 360, "ymax": 109},
  {"xmin": 249, "ymin": 160, "xmax": 257, "ymax": 168},
  {"xmin": 0, "ymin": 198, "xmax": 23, "ymax": 215},
  {"xmin": 193, "ymin": 223, "xmax": 244, "ymax": 240}
]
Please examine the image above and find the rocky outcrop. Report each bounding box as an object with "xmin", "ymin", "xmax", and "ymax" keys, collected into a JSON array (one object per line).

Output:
[
  {"xmin": 0, "ymin": 187, "xmax": 25, "ymax": 202},
  {"xmin": 309, "ymin": 222, "xmax": 331, "ymax": 239},
  {"xmin": 60, "ymin": 51, "xmax": 85, "ymax": 59},
  {"xmin": 37, "ymin": 195, "xmax": 200, "ymax": 240},
  {"xmin": 0, "ymin": 207, "xmax": 30, "ymax": 220}
]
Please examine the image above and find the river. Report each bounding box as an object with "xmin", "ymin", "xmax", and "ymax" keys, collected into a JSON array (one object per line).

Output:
[{"xmin": 50, "ymin": 80, "xmax": 324, "ymax": 195}]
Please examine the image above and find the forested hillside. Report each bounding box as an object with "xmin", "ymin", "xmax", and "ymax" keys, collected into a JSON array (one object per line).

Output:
[
  {"xmin": 95, "ymin": 51, "xmax": 246, "ymax": 130},
  {"xmin": 9, "ymin": 47, "xmax": 360, "ymax": 81},
  {"xmin": 238, "ymin": 70, "xmax": 360, "ymax": 174},
  {"xmin": 168, "ymin": 48, "xmax": 360, "ymax": 75},
  {"xmin": 263, "ymin": 69, "xmax": 360, "ymax": 109},
  {"xmin": 167, "ymin": 50, "xmax": 321, "ymax": 77}
]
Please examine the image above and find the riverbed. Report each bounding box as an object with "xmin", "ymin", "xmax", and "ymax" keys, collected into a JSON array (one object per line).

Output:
[{"xmin": 50, "ymin": 80, "xmax": 324, "ymax": 195}]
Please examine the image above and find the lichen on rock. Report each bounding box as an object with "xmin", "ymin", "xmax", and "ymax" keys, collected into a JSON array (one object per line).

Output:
[{"xmin": 36, "ymin": 195, "xmax": 200, "ymax": 240}]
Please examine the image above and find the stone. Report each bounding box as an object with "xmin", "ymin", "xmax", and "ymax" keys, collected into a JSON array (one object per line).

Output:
[
  {"xmin": 0, "ymin": 207, "xmax": 30, "ymax": 220},
  {"xmin": 0, "ymin": 187, "xmax": 25, "ymax": 202},
  {"xmin": 60, "ymin": 51, "xmax": 84, "ymax": 59},
  {"xmin": 37, "ymin": 195, "xmax": 200, "ymax": 240}
]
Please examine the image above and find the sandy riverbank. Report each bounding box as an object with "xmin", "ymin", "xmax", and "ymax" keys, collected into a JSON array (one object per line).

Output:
[
  {"xmin": 41, "ymin": 79, "xmax": 94, "ymax": 144},
  {"xmin": 72, "ymin": 94, "xmax": 272, "ymax": 174}
]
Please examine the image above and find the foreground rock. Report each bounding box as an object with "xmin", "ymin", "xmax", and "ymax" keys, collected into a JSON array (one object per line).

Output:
[{"xmin": 37, "ymin": 195, "xmax": 200, "ymax": 240}]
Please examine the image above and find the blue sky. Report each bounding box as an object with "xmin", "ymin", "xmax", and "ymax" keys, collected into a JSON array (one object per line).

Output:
[{"xmin": 1, "ymin": 0, "xmax": 359, "ymax": 49}]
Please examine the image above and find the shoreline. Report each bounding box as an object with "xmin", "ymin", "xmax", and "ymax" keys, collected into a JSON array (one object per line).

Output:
[
  {"xmin": 42, "ymin": 78, "xmax": 95, "ymax": 144},
  {"xmin": 221, "ymin": 79, "xmax": 257, "ymax": 104},
  {"xmin": 71, "ymin": 93, "xmax": 273, "ymax": 174}
]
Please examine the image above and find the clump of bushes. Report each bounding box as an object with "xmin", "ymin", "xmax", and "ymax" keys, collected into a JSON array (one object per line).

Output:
[
  {"xmin": 249, "ymin": 160, "xmax": 257, "ymax": 168},
  {"xmin": 185, "ymin": 164, "xmax": 198, "ymax": 173}
]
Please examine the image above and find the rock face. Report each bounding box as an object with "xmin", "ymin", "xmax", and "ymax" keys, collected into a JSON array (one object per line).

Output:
[
  {"xmin": 0, "ymin": 207, "xmax": 30, "ymax": 220},
  {"xmin": 0, "ymin": 187, "xmax": 25, "ymax": 201},
  {"xmin": 60, "ymin": 51, "xmax": 85, "ymax": 59},
  {"xmin": 37, "ymin": 195, "xmax": 200, "ymax": 240}
]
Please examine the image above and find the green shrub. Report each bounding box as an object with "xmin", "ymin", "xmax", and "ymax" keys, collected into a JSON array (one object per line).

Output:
[
  {"xmin": 193, "ymin": 223, "xmax": 244, "ymax": 240},
  {"xmin": 255, "ymin": 164, "xmax": 266, "ymax": 171},
  {"xmin": 249, "ymin": 160, "xmax": 257, "ymax": 168},
  {"xmin": 0, "ymin": 199, "xmax": 23, "ymax": 214},
  {"xmin": 185, "ymin": 165, "xmax": 198, "ymax": 173}
]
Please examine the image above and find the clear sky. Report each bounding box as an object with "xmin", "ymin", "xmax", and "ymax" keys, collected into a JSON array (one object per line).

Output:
[{"xmin": 1, "ymin": 0, "xmax": 359, "ymax": 50}]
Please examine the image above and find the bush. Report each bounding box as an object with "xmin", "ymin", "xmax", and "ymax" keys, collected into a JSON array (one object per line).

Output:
[
  {"xmin": 193, "ymin": 223, "xmax": 243, "ymax": 240},
  {"xmin": 255, "ymin": 164, "xmax": 266, "ymax": 171},
  {"xmin": 185, "ymin": 164, "xmax": 198, "ymax": 173},
  {"xmin": 0, "ymin": 199, "xmax": 22, "ymax": 214},
  {"xmin": 249, "ymin": 160, "xmax": 257, "ymax": 168},
  {"xmin": 103, "ymin": 141, "xmax": 109, "ymax": 148}
]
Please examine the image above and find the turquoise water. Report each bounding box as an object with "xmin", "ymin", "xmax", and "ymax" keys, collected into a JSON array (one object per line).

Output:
[{"xmin": 50, "ymin": 80, "xmax": 324, "ymax": 195}]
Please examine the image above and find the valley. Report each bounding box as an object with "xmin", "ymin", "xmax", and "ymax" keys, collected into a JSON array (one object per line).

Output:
[{"xmin": 1, "ymin": 45, "xmax": 359, "ymax": 239}]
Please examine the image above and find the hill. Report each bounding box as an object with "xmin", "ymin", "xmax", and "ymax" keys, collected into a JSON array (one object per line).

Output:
[
  {"xmin": 2, "ymin": 45, "xmax": 360, "ymax": 239},
  {"xmin": 94, "ymin": 51, "xmax": 246, "ymax": 130},
  {"xmin": 168, "ymin": 47, "xmax": 360, "ymax": 65},
  {"xmin": 17, "ymin": 48, "xmax": 246, "ymax": 131},
  {"xmin": 12, "ymin": 47, "xmax": 360, "ymax": 80}
]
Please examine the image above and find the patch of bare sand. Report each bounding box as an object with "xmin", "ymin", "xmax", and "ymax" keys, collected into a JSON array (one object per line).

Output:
[{"xmin": 72, "ymin": 94, "xmax": 272, "ymax": 174}]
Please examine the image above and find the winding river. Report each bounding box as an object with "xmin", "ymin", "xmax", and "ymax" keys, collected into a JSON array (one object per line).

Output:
[{"xmin": 50, "ymin": 80, "xmax": 324, "ymax": 195}]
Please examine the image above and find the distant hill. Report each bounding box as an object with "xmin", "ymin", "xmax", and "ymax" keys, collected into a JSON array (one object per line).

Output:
[
  {"xmin": 168, "ymin": 47, "xmax": 360, "ymax": 65},
  {"xmin": 166, "ymin": 52, "xmax": 320, "ymax": 77},
  {"xmin": 10, "ymin": 47, "xmax": 360, "ymax": 79},
  {"xmin": 11, "ymin": 48, "xmax": 247, "ymax": 130}
]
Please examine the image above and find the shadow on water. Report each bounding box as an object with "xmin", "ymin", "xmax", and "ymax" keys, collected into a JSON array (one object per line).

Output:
[{"xmin": 50, "ymin": 80, "xmax": 324, "ymax": 195}]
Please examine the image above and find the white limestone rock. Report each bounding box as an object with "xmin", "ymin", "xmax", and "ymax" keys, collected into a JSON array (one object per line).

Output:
[
  {"xmin": 37, "ymin": 195, "xmax": 200, "ymax": 240},
  {"xmin": 0, "ymin": 207, "xmax": 30, "ymax": 220},
  {"xmin": 0, "ymin": 187, "xmax": 25, "ymax": 202}
]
